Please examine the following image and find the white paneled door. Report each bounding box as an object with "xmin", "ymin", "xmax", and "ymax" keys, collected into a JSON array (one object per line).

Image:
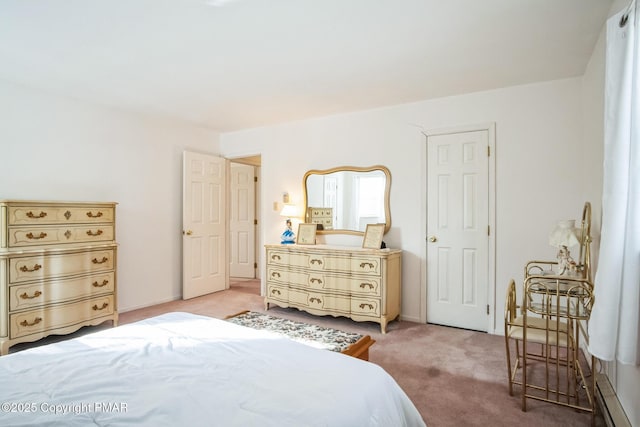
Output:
[
  {"xmin": 229, "ymin": 163, "xmax": 256, "ymax": 278},
  {"xmin": 427, "ymin": 130, "xmax": 489, "ymax": 331},
  {"xmin": 182, "ymin": 152, "xmax": 227, "ymax": 299}
]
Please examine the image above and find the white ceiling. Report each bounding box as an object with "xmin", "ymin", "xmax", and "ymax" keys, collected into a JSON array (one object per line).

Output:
[{"xmin": 0, "ymin": 0, "xmax": 613, "ymax": 132}]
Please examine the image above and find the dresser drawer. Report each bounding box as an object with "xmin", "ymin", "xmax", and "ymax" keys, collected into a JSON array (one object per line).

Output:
[
  {"xmin": 10, "ymin": 295, "xmax": 115, "ymax": 339},
  {"xmin": 288, "ymin": 289, "xmax": 351, "ymax": 314},
  {"xmin": 9, "ymin": 272, "xmax": 115, "ymax": 311},
  {"xmin": 7, "ymin": 224, "xmax": 115, "ymax": 248},
  {"xmin": 351, "ymin": 298, "xmax": 381, "ymax": 318},
  {"xmin": 309, "ymin": 219, "xmax": 333, "ymax": 230},
  {"xmin": 9, "ymin": 248, "xmax": 115, "ymax": 284},
  {"xmin": 309, "ymin": 208, "xmax": 332, "ymax": 217},
  {"xmin": 266, "ymin": 249, "xmax": 290, "ymax": 266},
  {"xmin": 266, "ymin": 266, "xmax": 290, "ymax": 283},
  {"xmin": 267, "ymin": 267, "xmax": 381, "ymax": 296},
  {"xmin": 348, "ymin": 257, "xmax": 382, "ymax": 275},
  {"xmin": 8, "ymin": 205, "xmax": 115, "ymax": 225},
  {"xmin": 321, "ymin": 218, "xmax": 333, "ymax": 229},
  {"xmin": 266, "ymin": 284, "xmax": 288, "ymax": 303},
  {"xmin": 287, "ymin": 252, "xmax": 382, "ymax": 276}
]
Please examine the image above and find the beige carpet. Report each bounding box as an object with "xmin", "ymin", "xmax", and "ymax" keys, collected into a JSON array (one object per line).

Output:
[{"xmin": 11, "ymin": 278, "xmax": 604, "ymax": 426}]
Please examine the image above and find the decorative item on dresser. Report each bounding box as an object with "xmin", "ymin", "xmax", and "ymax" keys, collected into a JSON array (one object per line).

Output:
[
  {"xmin": 279, "ymin": 203, "xmax": 299, "ymax": 244},
  {"xmin": 362, "ymin": 223, "xmax": 386, "ymax": 249},
  {"xmin": 0, "ymin": 200, "xmax": 118, "ymax": 355},
  {"xmin": 264, "ymin": 244, "xmax": 401, "ymax": 333},
  {"xmin": 296, "ymin": 223, "xmax": 317, "ymax": 245}
]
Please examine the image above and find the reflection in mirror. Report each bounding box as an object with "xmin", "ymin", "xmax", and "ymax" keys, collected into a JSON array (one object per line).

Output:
[{"xmin": 303, "ymin": 166, "xmax": 391, "ymax": 235}]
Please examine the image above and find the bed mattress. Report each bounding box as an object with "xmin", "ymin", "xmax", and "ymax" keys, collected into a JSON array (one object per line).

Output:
[{"xmin": 0, "ymin": 312, "xmax": 425, "ymax": 426}]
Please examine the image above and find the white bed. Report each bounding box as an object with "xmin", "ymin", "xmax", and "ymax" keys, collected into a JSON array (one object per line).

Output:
[{"xmin": 0, "ymin": 312, "xmax": 425, "ymax": 426}]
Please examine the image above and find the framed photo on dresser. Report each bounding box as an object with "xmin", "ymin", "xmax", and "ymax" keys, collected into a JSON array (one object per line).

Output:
[
  {"xmin": 362, "ymin": 223, "xmax": 385, "ymax": 249},
  {"xmin": 297, "ymin": 223, "xmax": 317, "ymax": 245}
]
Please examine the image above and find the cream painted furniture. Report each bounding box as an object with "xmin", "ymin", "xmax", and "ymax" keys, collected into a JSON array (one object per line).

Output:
[
  {"xmin": 0, "ymin": 200, "xmax": 118, "ymax": 355},
  {"xmin": 264, "ymin": 244, "xmax": 401, "ymax": 333},
  {"xmin": 306, "ymin": 207, "xmax": 333, "ymax": 230}
]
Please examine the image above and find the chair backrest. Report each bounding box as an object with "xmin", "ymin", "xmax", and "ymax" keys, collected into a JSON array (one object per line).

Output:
[
  {"xmin": 577, "ymin": 201, "xmax": 592, "ymax": 282},
  {"xmin": 504, "ymin": 279, "xmax": 518, "ymax": 324}
]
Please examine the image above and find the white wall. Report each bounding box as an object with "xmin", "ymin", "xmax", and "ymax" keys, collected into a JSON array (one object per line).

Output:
[
  {"xmin": 220, "ymin": 77, "xmax": 586, "ymax": 326},
  {"xmin": 0, "ymin": 81, "xmax": 220, "ymax": 312}
]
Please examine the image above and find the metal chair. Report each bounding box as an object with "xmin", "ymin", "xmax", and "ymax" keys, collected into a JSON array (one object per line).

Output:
[
  {"xmin": 521, "ymin": 274, "xmax": 595, "ymax": 416},
  {"xmin": 504, "ymin": 279, "xmax": 570, "ymax": 397}
]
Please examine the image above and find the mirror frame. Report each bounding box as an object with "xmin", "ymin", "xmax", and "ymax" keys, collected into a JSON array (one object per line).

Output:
[{"xmin": 302, "ymin": 165, "xmax": 392, "ymax": 235}]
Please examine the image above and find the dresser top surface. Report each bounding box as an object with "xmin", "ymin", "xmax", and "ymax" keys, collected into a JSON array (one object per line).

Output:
[
  {"xmin": 0, "ymin": 200, "xmax": 117, "ymax": 206},
  {"xmin": 265, "ymin": 244, "xmax": 401, "ymax": 255}
]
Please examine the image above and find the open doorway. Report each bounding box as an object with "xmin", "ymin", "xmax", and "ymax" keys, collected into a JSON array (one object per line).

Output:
[{"xmin": 228, "ymin": 155, "xmax": 261, "ymax": 293}]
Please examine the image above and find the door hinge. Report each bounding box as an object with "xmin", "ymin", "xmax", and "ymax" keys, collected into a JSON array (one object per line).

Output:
[
  {"xmin": 487, "ymin": 146, "xmax": 490, "ymax": 157},
  {"xmin": 487, "ymin": 304, "xmax": 490, "ymax": 315},
  {"xmin": 254, "ymin": 219, "xmax": 258, "ymax": 225},
  {"xmin": 254, "ymin": 176, "xmax": 258, "ymax": 182},
  {"xmin": 487, "ymin": 225, "xmax": 490, "ymax": 236},
  {"xmin": 254, "ymin": 262, "xmax": 258, "ymax": 268}
]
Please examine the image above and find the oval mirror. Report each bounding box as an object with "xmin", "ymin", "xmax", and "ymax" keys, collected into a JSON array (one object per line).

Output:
[{"xmin": 302, "ymin": 165, "xmax": 391, "ymax": 235}]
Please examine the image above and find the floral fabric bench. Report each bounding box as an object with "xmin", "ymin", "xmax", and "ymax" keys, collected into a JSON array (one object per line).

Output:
[{"xmin": 225, "ymin": 310, "xmax": 375, "ymax": 361}]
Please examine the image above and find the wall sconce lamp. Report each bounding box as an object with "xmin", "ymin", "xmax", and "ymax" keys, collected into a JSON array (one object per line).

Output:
[
  {"xmin": 279, "ymin": 204, "xmax": 299, "ymax": 244},
  {"xmin": 548, "ymin": 220, "xmax": 580, "ymax": 275}
]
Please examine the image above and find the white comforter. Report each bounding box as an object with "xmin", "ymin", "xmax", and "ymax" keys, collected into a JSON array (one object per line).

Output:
[{"xmin": 0, "ymin": 312, "xmax": 425, "ymax": 426}]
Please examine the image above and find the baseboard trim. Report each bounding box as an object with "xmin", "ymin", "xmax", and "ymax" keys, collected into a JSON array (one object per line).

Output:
[
  {"xmin": 119, "ymin": 295, "xmax": 181, "ymax": 313},
  {"xmin": 596, "ymin": 373, "xmax": 631, "ymax": 427}
]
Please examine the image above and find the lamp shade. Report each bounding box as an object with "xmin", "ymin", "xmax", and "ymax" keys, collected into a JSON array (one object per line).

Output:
[
  {"xmin": 549, "ymin": 220, "xmax": 580, "ymax": 248},
  {"xmin": 279, "ymin": 204, "xmax": 299, "ymax": 218}
]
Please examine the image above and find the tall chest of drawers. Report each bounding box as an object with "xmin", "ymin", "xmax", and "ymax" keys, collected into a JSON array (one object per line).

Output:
[
  {"xmin": 0, "ymin": 200, "xmax": 118, "ymax": 355},
  {"xmin": 264, "ymin": 244, "xmax": 401, "ymax": 333}
]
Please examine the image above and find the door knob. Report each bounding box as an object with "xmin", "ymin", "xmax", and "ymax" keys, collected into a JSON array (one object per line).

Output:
[
  {"xmin": 184, "ymin": 230, "xmax": 193, "ymax": 236},
  {"xmin": 428, "ymin": 236, "xmax": 437, "ymax": 242}
]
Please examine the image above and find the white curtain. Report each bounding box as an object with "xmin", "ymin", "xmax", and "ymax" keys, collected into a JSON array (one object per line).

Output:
[{"xmin": 588, "ymin": 1, "xmax": 640, "ymax": 366}]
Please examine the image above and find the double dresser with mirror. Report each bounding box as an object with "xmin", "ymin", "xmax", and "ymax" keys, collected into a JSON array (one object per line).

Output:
[
  {"xmin": 0, "ymin": 200, "xmax": 118, "ymax": 355},
  {"xmin": 265, "ymin": 165, "xmax": 402, "ymax": 333}
]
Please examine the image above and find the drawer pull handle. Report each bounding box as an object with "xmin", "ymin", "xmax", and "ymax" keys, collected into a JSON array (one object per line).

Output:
[
  {"xmin": 310, "ymin": 259, "xmax": 323, "ymax": 265},
  {"xmin": 360, "ymin": 283, "xmax": 374, "ymax": 290},
  {"xmin": 92, "ymin": 257, "xmax": 109, "ymax": 264},
  {"xmin": 20, "ymin": 290, "xmax": 42, "ymax": 299},
  {"xmin": 93, "ymin": 302, "xmax": 109, "ymax": 311},
  {"xmin": 309, "ymin": 297, "xmax": 322, "ymax": 304},
  {"xmin": 310, "ymin": 278, "xmax": 323, "ymax": 284},
  {"xmin": 20, "ymin": 317, "xmax": 42, "ymax": 327},
  {"xmin": 271, "ymin": 272, "xmax": 281, "ymax": 278},
  {"xmin": 359, "ymin": 262, "xmax": 375, "ymax": 269},
  {"xmin": 26, "ymin": 211, "xmax": 47, "ymax": 219},
  {"xmin": 86, "ymin": 229, "xmax": 103, "ymax": 237},
  {"xmin": 20, "ymin": 264, "xmax": 42, "ymax": 273},
  {"xmin": 92, "ymin": 280, "xmax": 109, "ymax": 288},
  {"xmin": 271, "ymin": 254, "xmax": 281, "ymax": 261},
  {"xmin": 359, "ymin": 303, "xmax": 374, "ymax": 310},
  {"xmin": 271, "ymin": 289, "xmax": 281, "ymax": 296},
  {"xmin": 26, "ymin": 232, "xmax": 47, "ymax": 240},
  {"xmin": 86, "ymin": 211, "xmax": 104, "ymax": 218}
]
